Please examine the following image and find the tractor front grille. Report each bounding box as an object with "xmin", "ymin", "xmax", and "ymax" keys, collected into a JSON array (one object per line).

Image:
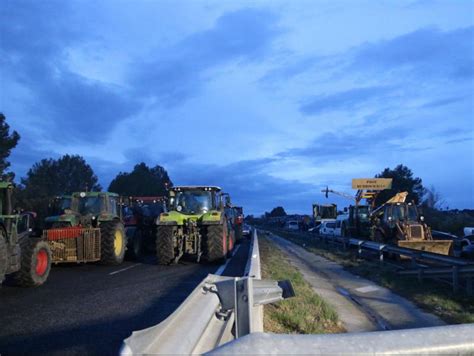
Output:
[
  {"xmin": 44, "ymin": 228, "xmax": 101, "ymax": 263},
  {"xmin": 409, "ymin": 225, "xmax": 423, "ymax": 240}
]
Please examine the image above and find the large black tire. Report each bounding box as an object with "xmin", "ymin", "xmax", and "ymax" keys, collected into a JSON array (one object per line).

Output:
[
  {"xmin": 11, "ymin": 238, "xmax": 51, "ymax": 287},
  {"xmin": 100, "ymin": 221, "xmax": 126, "ymax": 265},
  {"xmin": 235, "ymin": 225, "xmax": 243, "ymax": 243},
  {"xmin": 156, "ymin": 226, "xmax": 175, "ymax": 265},
  {"xmin": 227, "ymin": 224, "xmax": 235, "ymax": 257},
  {"xmin": 203, "ymin": 223, "xmax": 227, "ymax": 263},
  {"xmin": 131, "ymin": 230, "xmax": 144, "ymax": 260},
  {"xmin": 0, "ymin": 227, "xmax": 7, "ymax": 285},
  {"xmin": 125, "ymin": 227, "xmax": 144, "ymax": 260}
]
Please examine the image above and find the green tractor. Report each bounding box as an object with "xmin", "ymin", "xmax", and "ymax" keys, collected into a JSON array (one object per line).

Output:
[
  {"xmin": 43, "ymin": 191, "xmax": 126, "ymax": 265},
  {"xmin": 156, "ymin": 186, "xmax": 235, "ymax": 265},
  {"xmin": 0, "ymin": 182, "xmax": 52, "ymax": 286}
]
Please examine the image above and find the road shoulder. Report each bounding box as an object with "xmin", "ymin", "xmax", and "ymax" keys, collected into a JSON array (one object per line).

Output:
[{"xmin": 266, "ymin": 232, "xmax": 445, "ymax": 332}]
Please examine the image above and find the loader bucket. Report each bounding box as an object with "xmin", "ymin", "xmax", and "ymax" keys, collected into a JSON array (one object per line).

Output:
[
  {"xmin": 44, "ymin": 227, "xmax": 101, "ymax": 263},
  {"xmin": 398, "ymin": 240, "xmax": 453, "ymax": 256}
]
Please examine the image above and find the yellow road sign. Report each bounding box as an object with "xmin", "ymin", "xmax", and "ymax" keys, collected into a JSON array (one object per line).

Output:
[{"xmin": 352, "ymin": 178, "xmax": 392, "ymax": 190}]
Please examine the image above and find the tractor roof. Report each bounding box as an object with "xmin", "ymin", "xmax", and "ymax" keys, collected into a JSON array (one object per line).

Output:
[
  {"xmin": 71, "ymin": 191, "xmax": 119, "ymax": 198},
  {"xmin": 171, "ymin": 186, "xmax": 222, "ymax": 192},
  {"xmin": 128, "ymin": 196, "xmax": 166, "ymax": 202},
  {"xmin": 0, "ymin": 181, "xmax": 13, "ymax": 189}
]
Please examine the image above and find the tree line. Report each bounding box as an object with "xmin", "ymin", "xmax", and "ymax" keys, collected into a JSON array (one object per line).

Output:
[{"xmin": 0, "ymin": 113, "xmax": 172, "ymax": 221}]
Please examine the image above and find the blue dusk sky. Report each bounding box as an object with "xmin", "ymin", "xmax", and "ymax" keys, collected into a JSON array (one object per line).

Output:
[{"xmin": 1, "ymin": 0, "xmax": 473, "ymax": 215}]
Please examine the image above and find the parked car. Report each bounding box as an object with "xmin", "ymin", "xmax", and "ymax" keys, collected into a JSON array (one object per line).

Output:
[
  {"xmin": 453, "ymin": 235, "xmax": 474, "ymax": 259},
  {"xmin": 242, "ymin": 224, "xmax": 251, "ymax": 237},
  {"xmin": 286, "ymin": 220, "xmax": 299, "ymax": 230},
  {"xmin": 319, "ymin": 220, "xmax": 336, "ymax": 236}
]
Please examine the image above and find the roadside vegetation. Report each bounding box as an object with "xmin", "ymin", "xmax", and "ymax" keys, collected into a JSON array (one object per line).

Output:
[
  {"xmin": 259, "ymin": 235, "xmax": 345, "ymax": 334},
  {"xmin": 262, "ymin": 227, "xmax": 474, "ymax": 324}
]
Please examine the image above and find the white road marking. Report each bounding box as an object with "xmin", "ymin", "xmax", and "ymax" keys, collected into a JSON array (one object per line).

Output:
[
  {"xmin": 215, "ymin": 245, "xmax": 241, "ymax": 276},
  {"xmin": 109, "ymin": 264, "xmax": 139, "ymax": 275},
  {"xmin": 355, "ymin": 285, "xmax": 380, "ymax": 294}
]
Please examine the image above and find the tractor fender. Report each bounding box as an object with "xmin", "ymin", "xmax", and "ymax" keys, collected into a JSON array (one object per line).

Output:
[
  {"xmin": 201, "ymin": 211, "xmax": 223, "ymax": 225},
  {"xmin": 157, "ymin": 221, "xmax": 179, "ymax": 226}
]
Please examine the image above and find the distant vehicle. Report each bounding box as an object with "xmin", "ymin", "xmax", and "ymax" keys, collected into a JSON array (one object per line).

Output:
[
  {"xmin": 464, "ymin": 227, "xmax": 474, "ymax": 236},
  {"xmin": 319, "ymin": 220, "xmax": 336, "ymax": 236},
  {"xmin": 453, "ymin": 235, "xmax": 474, "ymax": 259},
  {"xmin": 242, "ymin": 224, "xmax": 251, "ymax": 237},
  {"xmin": 312, "ymin": 204, "xmax": 337, "ymax": 222},
  {"xmin": 123, "ymin": 196, "xmax": 167, "ymax": 259},
  {"xmin": 334, "ymin": 214, "xmax": 349, "ymax": 236},
  {"xmin": 286, "ymin": 220, "xmax": 299, "ymax": 230}
]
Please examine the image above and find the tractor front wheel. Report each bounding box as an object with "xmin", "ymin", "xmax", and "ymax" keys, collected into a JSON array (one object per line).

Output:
[
  {"xmin": 0, "ymin": 228, "xmax": 7, "ymax": 285},
  {"xmin": 156, "ymin": 226, "xmax": 176, "ymax": 265},
  {"xmin": 203, "ymin": 223, "xmax": 227, "ymax": 263},
  {"xmin": 100, "ymin": 221, "xmax": 126, "ymax": 265},
  {"xmin": 11, "ymin": 238, "xmax": 51, "ymax": 287}
]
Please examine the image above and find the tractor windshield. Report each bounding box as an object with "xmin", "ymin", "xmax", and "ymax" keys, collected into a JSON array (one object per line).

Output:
[
  {"xmin": 356, "ymin": 206, "xmax": 370, "ymax": 221},
  {"xmin": 76, "ymin": 196, "xmax": 102, "ymax": 215},
  {"xmin": 391, "ymin": 205, "xmax": 405, "ymax": 221},
  {"xmin": 60, "ymin": 197, "xmax": 71, "ymax": 211},
  {"xmin": 175, "ymin": 191, "xmax": 213, "ymax": 214},
  {"xmin": 407, "ymin": 205, "xmax": 418, "ymax": 221}
]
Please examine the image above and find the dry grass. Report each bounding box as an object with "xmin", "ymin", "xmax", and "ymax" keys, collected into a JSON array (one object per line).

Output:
[{"xmin": 259, "ymin": 235, "xmax": 345, "ymax": 334}]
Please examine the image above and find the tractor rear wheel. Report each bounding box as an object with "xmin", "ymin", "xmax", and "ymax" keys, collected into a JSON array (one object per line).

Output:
[
  {"xmin": 227, "ymin": 224, "xmax": 235, "ymax": 257},
  {"xmin": 132, "ymin": 230, "xmax": 144, "ymax": 260},
  {"xmin": 203, "ymin": 223, "xmax": 227, "ymax": 263},
  {"xmin": 0, "ymin": 228, "xmax": 7, "ymax": 285},
  {"xmin": 100, "ymin": 221, "xmax": 126, "ymax": 265},
  {"xmin": 235, "ymin": 225, "xmax": 243, "ymax": 243},
  {"xmin": 156, "ymin": 226, "xmax": 176, "ymax": 265},
  {"xmin": 11, "ymin": 238, "xmax": 51, "ymax": 287}
]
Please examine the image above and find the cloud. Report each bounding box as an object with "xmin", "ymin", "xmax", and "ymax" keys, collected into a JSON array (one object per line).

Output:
[
  {"xmin": 0, "ymin": 0, "xmax": 139, "ymax": 143},
  {"xmin": 351, "ymin": 26, "xmax": 474, "ymax": 80},
  {"xmin": 130, "ymin": 8, "xmax": 281, "ymax": 106},
  {"xmin": 300, "ymin": 86, "xmax": 394, "ymax": 115},
  {"xmin": 165, "ymin": 158, "xmax": 319, "ymax": 215},
  {"xmin": 420, "ymin": 96, "xmax": 466, "ymax": 109}
]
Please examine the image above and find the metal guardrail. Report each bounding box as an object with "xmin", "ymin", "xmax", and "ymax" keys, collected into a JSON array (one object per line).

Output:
[
  {"xmin": 121, "ymin": 227, "xmax": 263, "ymax": 355},
  {"xmin": 282, "ymin": 229, "xmax": 474, "ymax": 294},
  {"xmin": 208, "ymin": 323, "xmax": 474, "ymax": 355},
  {"xmin": 244, "ymin": 228, "xmax": 263, "ymax": 333},
  {"xmin": 122, "ymin": 228, "xmax": 474, "ymax": 355},
  {"xmin": 121, "ymin": 273, "xmax": 234, "ymax": 355}
]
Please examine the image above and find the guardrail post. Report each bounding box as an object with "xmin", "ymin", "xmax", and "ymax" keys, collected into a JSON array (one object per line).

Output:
[
  {"xmin": 417, "ymin": 268, "xmax": 424, "ymax": 283},
  {"xmin": 235, "ymin": 278, "xmax": 252, "ymax": 338},
  {"xmin": 466, "ymin": 278, "xmax": 473, "ymax": 296},
  {"xmin": 342, "ymin": 239, "xmax": 348, "ymax": 251},
  {"xmin": 452, "ymin": 266, "xmax": 459, "ymax": 294}
]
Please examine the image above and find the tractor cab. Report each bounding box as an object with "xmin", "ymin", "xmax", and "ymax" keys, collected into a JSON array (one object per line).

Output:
[
  {"xmin": 45, "ymin": 192, "xmax": 121, "ymax": 228},
  {"xmin": 379, "ymin": 202, "xmax": 419, "ymax": 225},
  {"xmin": 168, "ymin": 186, "xmax": 222, "ymax": 216},
  {"xmin": 0, "ymin": 182, "xmax": 16, "ymax": 237},
  {"xmin": 347, "ymin": 204, "xmax": 371, "ymax": 238},
  {"xmin": 0, "ymin": 181, "xmax": 52, "ymax": 286}
]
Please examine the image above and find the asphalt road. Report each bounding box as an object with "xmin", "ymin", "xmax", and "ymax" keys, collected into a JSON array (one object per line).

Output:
[{"xmin": 0, "ymin": 238, "xmax": 250, "ymax": 356}]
